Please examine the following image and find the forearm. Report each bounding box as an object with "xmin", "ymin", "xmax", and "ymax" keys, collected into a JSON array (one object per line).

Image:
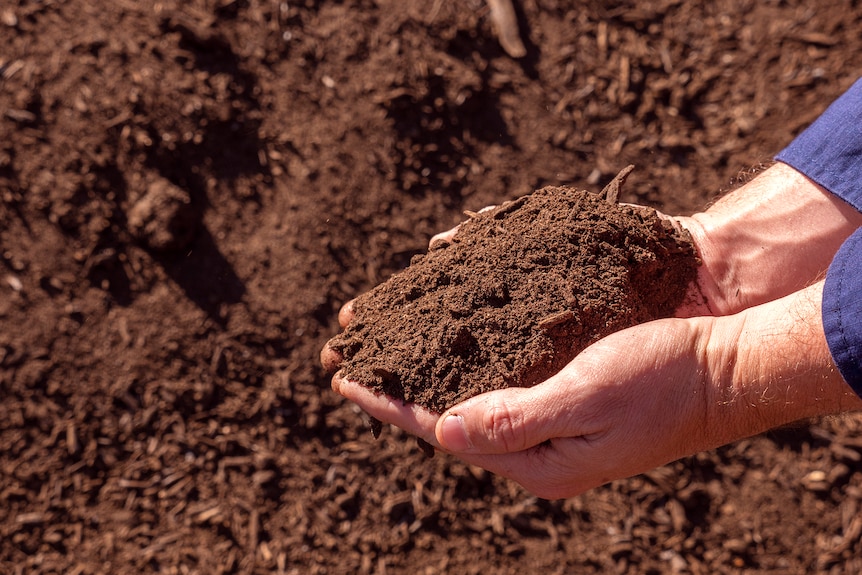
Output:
[
  {"xmin": 682, "ymin": 162, "xmax": 862, "ymax": 315},
  {"xmin": 703, "ymin": 280, "xmax": 862, "ymax": 448}
]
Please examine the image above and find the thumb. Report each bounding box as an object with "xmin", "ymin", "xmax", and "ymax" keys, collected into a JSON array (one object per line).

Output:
[{"xmin": 435, "ymin": 380, "xmax": 574, "ymax": 455}]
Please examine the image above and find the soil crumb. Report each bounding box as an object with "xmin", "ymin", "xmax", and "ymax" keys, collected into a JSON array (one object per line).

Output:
[{"xmin": 328, "ymin": 179, "xmax": 699, "ymax": 414}]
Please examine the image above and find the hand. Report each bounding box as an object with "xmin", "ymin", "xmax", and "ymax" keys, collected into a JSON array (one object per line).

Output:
[
  {"xmin": 419, "ymin": 162, "xmax": 862, "ymax": 318},
  {"xmin": 674, "ymin": 161, "xmax": 862, "ymax": 315},
  {"xmin": 323, "ymin": 161, "xmax": 862, "ymax": 498},
  {"xmin": 332, "ymin": 315, "xmax": 710, "ymax": 497},
  {"xmin": 333, "ymin": 282, "xmax": 862, "ymax": 499}
]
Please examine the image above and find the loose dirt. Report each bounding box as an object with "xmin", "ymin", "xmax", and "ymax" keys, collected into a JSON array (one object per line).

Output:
[
  {"xmin": 328, "ymin": 178, "xmax": 698, "ymax": 414},
  {"xmin": 3, "ymin": 1, "xmax": 862, "ymax": 573}
]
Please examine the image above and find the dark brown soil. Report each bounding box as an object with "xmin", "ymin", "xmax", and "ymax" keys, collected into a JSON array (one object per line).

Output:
[
  {"xmin": 329, "ymin": 181, "xmax": 698, "ymax": 413},
  {"xmin": 4, "ymin": 1, "xmax": 862, "ymax": 573}
]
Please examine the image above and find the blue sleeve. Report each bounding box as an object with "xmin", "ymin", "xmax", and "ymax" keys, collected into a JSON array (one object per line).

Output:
[
  {"xmin": 774, "ymin": 78, "xmax": 862, "ymax": 397},
  {"xmin": 775, "ymin": 78, "xmax": 862, "ymax": 211},
  {"xmin": 823, "ymin": 229, "xmax": 862, "ymax": 397}
]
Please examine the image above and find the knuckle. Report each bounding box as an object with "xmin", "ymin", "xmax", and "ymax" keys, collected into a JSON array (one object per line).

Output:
[{"xmin": 482, "ymin": 400, "xmax": 526, "ymax": 452}]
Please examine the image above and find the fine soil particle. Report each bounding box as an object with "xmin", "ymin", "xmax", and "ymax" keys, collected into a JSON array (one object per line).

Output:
[
  {"xmin": 328, "ymin": 173, "xmax": 699, "ymax": 414},
  {"xmin": 7, "ymin": 1, "xmax": 862, "ymax": 572}
]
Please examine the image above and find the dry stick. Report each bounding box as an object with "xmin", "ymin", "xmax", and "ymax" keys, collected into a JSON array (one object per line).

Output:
[
  {"xmin": 600, "ymin": 164, "xmax": 636, "ymax": 204},
  {"xmin": 487, "ymin": 0, "xmax": 526, "ymax": 58}
]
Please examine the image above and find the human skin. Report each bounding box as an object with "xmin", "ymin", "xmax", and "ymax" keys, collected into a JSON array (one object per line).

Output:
[
  {"xmin": 677, "ymin": 162, "xmax": 862, "ymax": 316},
  {"xmin": 323, "ymin": 162, "xmax": 862, "ymax": 499}
]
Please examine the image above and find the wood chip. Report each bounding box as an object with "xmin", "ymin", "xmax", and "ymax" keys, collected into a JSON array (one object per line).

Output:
[{"xmin": 487, "ymin": 0, "xmax": 526, "ymax": 58}]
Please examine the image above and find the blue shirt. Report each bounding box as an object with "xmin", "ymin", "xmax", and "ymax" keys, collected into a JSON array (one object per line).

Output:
[{"xmin": 776, "ymin": 78, "xmax": 862, "ymax": 397}]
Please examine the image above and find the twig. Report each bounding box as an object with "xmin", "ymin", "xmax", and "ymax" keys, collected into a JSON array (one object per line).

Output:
[
  {"xmin": 600, "ymin": 164, "xmax": 635, "ymax": 204},
  {"xmin": 487, "ymin": 0, "xmax": 526, "ymax": 58}
]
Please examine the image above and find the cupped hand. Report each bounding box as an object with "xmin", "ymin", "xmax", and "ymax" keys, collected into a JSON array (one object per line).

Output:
[
  {"xmin": 672, "ymin": 162, "xmax": 862, "ymax": 315},
  {"xmin": 332, "ymin": 316, "xmax": 713, "ymax": 498},
  {"xmin": 323, "ymin": 162, "xmax": 862, "ymax": 498},
  {"xmin": 330, "ymin": 282, "xmax": 859, "ymax": 499}
]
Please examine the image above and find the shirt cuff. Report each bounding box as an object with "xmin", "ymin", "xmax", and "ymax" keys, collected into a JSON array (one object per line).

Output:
[
  {"xmin": 823, "ymin": 228, "xmax": 862, "ymax": 398},
  {"xmin": 775, "ymin": 77, "xmax": 862, "ymax": 212}
]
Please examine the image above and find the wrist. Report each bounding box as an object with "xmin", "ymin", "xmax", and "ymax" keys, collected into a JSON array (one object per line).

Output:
[
  {"xmin": 683, "ymin": 162, "xmax": 862, "ymax": 315},
  {"xmin": 701, "ymin": 282, "xmax": 862, "ymax": 448}
]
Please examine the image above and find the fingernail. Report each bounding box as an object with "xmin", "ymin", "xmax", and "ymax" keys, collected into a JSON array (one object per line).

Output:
[
  {"xmin": 330, "ymin": 370, "xmax": 343, "ymax": 394},
  {"xmin": 439, "ymin": 414, "xmax": 471, "ymax": 452},
  {"xmin": 319, "ymin": 344, "xmax": 343, "ymax": 374}
]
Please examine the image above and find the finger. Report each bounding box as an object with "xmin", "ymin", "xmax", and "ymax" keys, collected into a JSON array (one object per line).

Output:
[
  {"xmin": 618, "ymin": 210, "xmax": 717, "ymax": 318},
  {"xmin": 332, "ymin": 373, "xmax": 442, "ymax": 447},
  {"xmin": 333, "ymin": 374, "xmax": 607, "ymax": 499},
  {"xmin": 338, "ymin": 299, "xmax": 355, "ymax": 328},
  {"xmin": 670, "ymin": 216, "xmax": 719, "ymax": 317},
  {"xmin": 319, "ymin": 341, "xmax": 343, "ymax": 373},
  {"xmin": 674, "ymin": 271, "xmax": 716, "ymax": 318},
  {"xmin": 429, "ymin": 225, "xmax": 461, "ymax": 249},
  {"xmin": 435, "ymin": 374, "xmax": 578, "ymax": 455}
]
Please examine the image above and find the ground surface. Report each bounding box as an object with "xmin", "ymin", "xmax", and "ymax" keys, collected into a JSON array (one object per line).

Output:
[{"xmin": 2, "ymin": 1, "xmax": 862, "ymax": 573}]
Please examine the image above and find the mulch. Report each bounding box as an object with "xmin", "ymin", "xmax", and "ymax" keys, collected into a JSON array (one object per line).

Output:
[{"xmin": 3, "ymin": 1, "xmax": 862, "ymax": 573}]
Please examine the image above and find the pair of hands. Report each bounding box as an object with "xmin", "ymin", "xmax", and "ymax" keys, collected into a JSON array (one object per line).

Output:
[{"xmin": 324, "ymin": 162, "xmax": 862, "ymax": 499}]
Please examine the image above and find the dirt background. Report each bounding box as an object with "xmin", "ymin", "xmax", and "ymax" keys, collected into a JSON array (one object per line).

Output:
[{"xmin": 2, "ymin": 1, "xmax": 862, "ymax": 573}]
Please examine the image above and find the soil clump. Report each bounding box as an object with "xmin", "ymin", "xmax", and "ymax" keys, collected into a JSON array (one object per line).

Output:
[{"xmin": 328, "ymin": 175, "xmax": 699, "ymax": 413}]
